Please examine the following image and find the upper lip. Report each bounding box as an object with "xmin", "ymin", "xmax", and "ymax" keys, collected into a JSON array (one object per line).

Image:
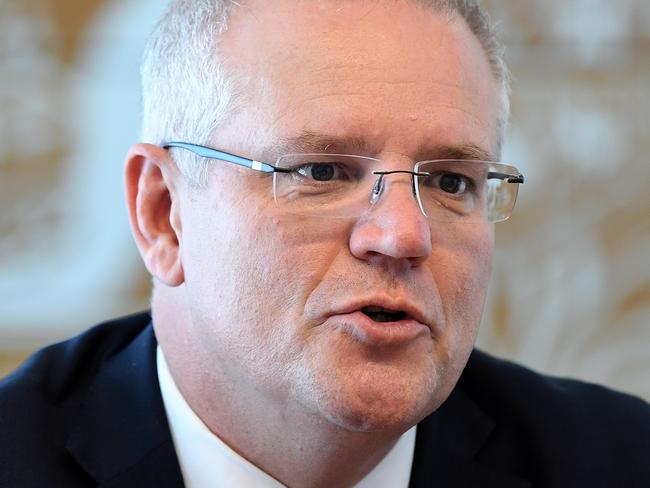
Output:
[{"xmin": 330, "ymin": 297, "xmax": 431, "ymax": 326}]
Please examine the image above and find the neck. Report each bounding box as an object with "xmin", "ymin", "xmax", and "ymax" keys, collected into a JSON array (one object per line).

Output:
[{"xmin": 152, "ymin": 287, "xmax": 405, "ymax": 487}]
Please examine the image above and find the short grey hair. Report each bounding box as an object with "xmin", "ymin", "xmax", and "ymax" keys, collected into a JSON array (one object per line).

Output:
[{"xmin": 141, "ymin": 0, "xmax": 510, "ymax": 184}]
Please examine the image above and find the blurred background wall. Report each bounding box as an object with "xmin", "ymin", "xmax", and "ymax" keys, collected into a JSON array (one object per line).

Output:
[{"xmin": 1, "ymin": 0, "xmax": 649, "ymax": 400}]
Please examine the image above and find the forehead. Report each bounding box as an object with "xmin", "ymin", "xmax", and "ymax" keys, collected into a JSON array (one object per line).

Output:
[{"xmin": 218, "ymin": 0, "xmax": 500, "ymax": 158}]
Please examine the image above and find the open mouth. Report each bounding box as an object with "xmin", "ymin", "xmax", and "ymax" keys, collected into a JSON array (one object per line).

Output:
[{"xmin": 361, "ymin": 306, "xmax": 407, "ymax": 323}]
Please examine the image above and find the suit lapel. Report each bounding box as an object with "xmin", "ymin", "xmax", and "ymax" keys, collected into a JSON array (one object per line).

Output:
[
  {"xmin": 66, "ymin": 324, "xmax": 184, "ymax": 487},
  {"xmin": 409, "ymin": 386, "xmax": 531, "ymax": 488}
]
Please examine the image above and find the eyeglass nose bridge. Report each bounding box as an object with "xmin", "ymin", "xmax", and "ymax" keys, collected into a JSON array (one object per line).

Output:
[{"xmin": 370, "ymin": 170, "xmax": 430, "ymax": 208}]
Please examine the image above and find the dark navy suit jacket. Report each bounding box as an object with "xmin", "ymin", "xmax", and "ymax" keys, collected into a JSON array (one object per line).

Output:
[{"xmin": 1, "ymin": 312, "xmax": 649, "ymax": 487}]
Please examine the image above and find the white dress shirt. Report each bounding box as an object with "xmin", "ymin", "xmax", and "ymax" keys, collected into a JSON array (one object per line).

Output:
[{"xmin": 157, "ymin": 347, "xmax": 416, "ymax": 487}]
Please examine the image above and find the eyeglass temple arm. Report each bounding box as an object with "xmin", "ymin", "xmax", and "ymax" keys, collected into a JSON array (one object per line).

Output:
[
  {"xmin": 488, "ymin": 171, "xmax": 524, "ymax": 184},
  {"xmin": 162, "ymin": 141, "xmax": 291, "ymax": 174},
  {"xmin": 374, "ymin": 168, "xmax": 524, "ymax": 185}
]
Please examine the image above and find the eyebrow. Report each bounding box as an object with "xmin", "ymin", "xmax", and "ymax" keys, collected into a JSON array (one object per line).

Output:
[
  {"xmin": 260, "ymin": 130, "xmax": 495, "ymax": 162},
  {"xmin": 262, "ymin": 131, "xmax": 376, "ymax": 159},
  {"xmin": 420, "ymin": 144, "xmax": 495, "ymax": 162}
]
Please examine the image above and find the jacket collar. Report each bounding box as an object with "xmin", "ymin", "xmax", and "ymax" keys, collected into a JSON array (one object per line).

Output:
[
  {"xmin": 66, "ymin": 323, "xmax": 184, "ymax": 487},
  {"xmin": 409, "ymin": 373, "xmax": 531, "ymax": 488}
]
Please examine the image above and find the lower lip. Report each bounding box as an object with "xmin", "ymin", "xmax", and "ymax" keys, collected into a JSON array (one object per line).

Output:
[{"xmin": 325, "ymin": 311, "xmax": 430, "ymax": 346}]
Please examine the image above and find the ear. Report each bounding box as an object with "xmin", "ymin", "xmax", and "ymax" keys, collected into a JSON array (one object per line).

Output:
[{"xmin": 124, "ymin": 143, "xmax": 184, "ymax": 287}]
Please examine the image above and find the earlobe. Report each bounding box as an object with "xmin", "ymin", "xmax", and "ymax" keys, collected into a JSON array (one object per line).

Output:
[{"xmin": 124, "ymin": 143, "xmax": 184, "ymax": 287}]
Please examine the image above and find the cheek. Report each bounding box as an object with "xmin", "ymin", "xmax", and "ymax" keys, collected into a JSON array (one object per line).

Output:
[
  {"xmin": 182, "ymin": 197, "xmax": 344, "ymax": 331},
  {"xmin": 432, "ymin": 224, "xmax": 494, "ymax": 340},
  {"xmin": 186, "ymin": 206, "xmax": 354, "ymax": 390},
  {"xmin": 248, "ymin": 216, "xmax": 345, "ymax": 310}
]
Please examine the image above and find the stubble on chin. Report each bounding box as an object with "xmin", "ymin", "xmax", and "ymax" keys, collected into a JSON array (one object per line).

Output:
[{"xmin": 283, "ymin": 328, "xmax": 452, "ymax": 433}]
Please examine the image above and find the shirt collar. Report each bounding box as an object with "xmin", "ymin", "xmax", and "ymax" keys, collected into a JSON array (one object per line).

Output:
[{"xmin": 157, "ymin": 346, "xmax": 416, "ymax": 488}]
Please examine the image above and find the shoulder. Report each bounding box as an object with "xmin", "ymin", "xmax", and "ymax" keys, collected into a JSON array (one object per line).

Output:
[
  {"xmin": 0, "ymin": 311, "xmax": 153, "ymax": 406},
  {"xmin": 462, "ymin": 348, "xmax": 650, "ymax": 425},
  {"xmin": 0, "ymin": 312, "xmax": 153, "ymax": 482},
  {"xmin": 459, "ymin": 349, "xmax": 650, "ymax": 482}
]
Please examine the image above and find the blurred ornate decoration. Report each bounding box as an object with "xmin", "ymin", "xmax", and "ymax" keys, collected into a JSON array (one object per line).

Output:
[
  {"xmin": 479, "ymin": 0, "xmax": 650, "ymax": 400},
  {"xmin": 1, "ymin": 0, "xmax": 159, "ymax": 346},
  {"xmin": 0, "ymin": 0, "xmax": 87, "ymax": 255}
]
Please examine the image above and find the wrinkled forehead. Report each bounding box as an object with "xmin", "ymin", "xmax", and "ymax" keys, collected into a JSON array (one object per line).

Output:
[{"xmin": 217, "ymin": 0, "xmax": 500, "ymax": 157}]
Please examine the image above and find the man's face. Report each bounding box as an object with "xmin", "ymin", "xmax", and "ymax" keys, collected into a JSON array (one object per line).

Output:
[{"xmin": 176, "ymin": 0, "xmax": 499, "ymax": 432}]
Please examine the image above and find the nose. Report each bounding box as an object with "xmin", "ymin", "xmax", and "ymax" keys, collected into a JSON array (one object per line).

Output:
[{"xmin": 349, "ymin": 174, "xmax": 432, "ymax": 267}]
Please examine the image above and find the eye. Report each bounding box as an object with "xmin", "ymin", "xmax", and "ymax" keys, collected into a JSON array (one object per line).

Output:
[
  {"xmin": 438, "ymin": 173, "xmax": 467, "ymax": 194},
  {"xmin": 423, "ymin": 172, "xmax": 470, "ymax": 194},
  {"xmin": 307, "ymin": 164, "xmax": 334, "ymax": 181},
  {"xmin": 295, "ymin": 163, "xmax": 349, "ymax": 182}
]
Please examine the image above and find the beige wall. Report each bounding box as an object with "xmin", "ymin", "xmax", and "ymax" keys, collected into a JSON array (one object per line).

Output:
[{"xmin": 2, "ymin": 1, "xmax": 649, "ymax": 400}]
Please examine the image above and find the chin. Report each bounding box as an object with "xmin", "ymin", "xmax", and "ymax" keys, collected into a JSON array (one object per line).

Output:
[
  {"xmin": 325, "ymin": 401, "xmax": 429, "ymax": 433},
  {"xmin": 294, "ymin": 358, "xmax": 449, "ymax": 434}
]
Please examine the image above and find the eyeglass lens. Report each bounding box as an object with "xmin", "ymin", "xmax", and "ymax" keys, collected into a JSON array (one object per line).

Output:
[{"xmin": 272, "ymin": 154, "xmax": 520, "ymax": 223}]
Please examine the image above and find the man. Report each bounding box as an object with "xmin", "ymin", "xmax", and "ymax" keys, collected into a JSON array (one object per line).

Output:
[{"xmin": 1, "ymin": 0, "xmax": 648, "ymax": 486}]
